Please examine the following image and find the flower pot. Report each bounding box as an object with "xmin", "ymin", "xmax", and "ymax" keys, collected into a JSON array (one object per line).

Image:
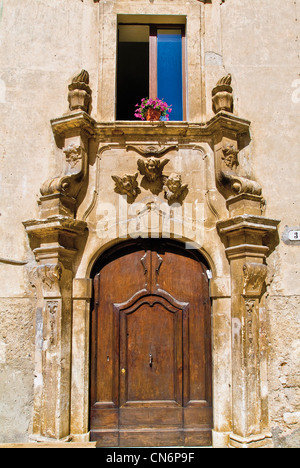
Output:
[{"xmin": 145, "ymin": 108, "xmax": 162, "ymax": 121}]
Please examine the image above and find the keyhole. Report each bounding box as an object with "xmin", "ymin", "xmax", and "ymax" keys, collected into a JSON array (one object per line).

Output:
[{"xmin": 149, "ymin": 353, "xmax": 153, "ymax": 368}]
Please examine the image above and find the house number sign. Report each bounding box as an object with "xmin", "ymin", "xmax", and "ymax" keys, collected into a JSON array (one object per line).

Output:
[
  {"xmin": 288, "ymin": 230, "xmax": 300, "ymax": 241},
  {"xmin": 283, "ymin": 227, "xmax": 300, "ymax": 245}
]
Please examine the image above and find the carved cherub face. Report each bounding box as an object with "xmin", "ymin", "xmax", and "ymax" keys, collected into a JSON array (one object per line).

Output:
[
  {"xmin": 144, "ymin": 158, "xmax": 160, "ymax": 181},
  {"xmin": 137, "ymin": 157, "xmax": 170, "ymax": 183},
  {"xmin": 166, "ymin": 174, "xmax": 182, "ymax": 193},
  {"xmin": 164, "ymin": 173, "xmax": 188, "ymax": 205},
  {"xmin": 112, "ymin": 173, "xmax": 141, "ymax": 202}
]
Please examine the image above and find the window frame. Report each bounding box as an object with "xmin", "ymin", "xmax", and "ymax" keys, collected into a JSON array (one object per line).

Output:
[{"xmin": 117, "ymin": 21, "xmax": 187, "ymax": 121}]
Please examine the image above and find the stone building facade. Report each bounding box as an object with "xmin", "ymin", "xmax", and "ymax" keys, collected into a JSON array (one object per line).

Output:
[{"xmin": 0, "ymin": 0, "xmax": 299, "ymax": 448}]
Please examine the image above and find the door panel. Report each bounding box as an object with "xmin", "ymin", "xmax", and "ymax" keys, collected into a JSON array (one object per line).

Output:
[
  {"xmin": 90, "ymin": 240, "xmax": 212, "ymax": 447},
  {"xmin": 119, "ymin": 299, "xmax": 183, "ymax": 405}
]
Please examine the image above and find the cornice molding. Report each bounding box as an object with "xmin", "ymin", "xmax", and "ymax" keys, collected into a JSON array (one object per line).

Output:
[{"xmin": 51, "ymin": 111, "xmax": 249, "ymax": 141}]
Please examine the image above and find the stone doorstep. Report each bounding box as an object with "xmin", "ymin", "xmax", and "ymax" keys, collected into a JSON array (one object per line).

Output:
[
  {"xmin": 0, "ymin": 443, "xmax": 213, "ymax": 449},
  {"xmin": 0, "ymin": 442, "xmax": 97, "ymax": 448}
]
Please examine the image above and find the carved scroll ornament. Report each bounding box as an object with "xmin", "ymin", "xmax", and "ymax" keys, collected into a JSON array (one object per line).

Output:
[
  {"xmin": 217, "ymin": 144, "xmax": 262, "ymax": 198},
  {"xmin": 40, "ymin": 143, "xmax": 87, "ymax": 200}
]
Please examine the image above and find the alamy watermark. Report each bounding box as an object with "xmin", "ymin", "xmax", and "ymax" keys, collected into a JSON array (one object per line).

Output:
[{"xmin": 95, "ymin": 195, "xmax": 205, "ymax": 250}]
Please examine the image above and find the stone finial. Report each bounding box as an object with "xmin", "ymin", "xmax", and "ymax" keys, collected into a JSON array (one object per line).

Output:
[
  {"xmin": 68, "ymin": 69, "xmax": 92, "ymax": 114},
  {"xmin": 212, "ymin": 73, "xmax": 233, "ymax": 114}
]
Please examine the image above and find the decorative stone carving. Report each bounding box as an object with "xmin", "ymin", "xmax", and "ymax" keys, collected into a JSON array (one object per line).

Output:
[
  {"xmin": 31, "ymin": 263, "xmax": 62, "ymax": 293},
  {"xmin": 221, "ymin": 144, "xmax": 239, "ymax": 169},
  {"xmin": 243, "ymin": 262, "xmax": 268, "ymax": 297},
  {"xmin": 244, "ymin": 298, "xmax": 256, "ymax": 345},
  {"xmin": 126, "ymin": 144, "xmax": 178, "ymax": 158},
  {"xmin": 137, "ymin": 157, "xmax": 170, "ymax": 195},
  {"xmin": 39, "ymin": 142, "xmax": 88, "ymax": 218},
  {"xmin": 212, "ymin": 74, "xmax": 233, "ymax": 114},
  {"xmin": 137, "ymin": 157, "xmax": 170, "ymax": 183},
  {"xmin": 112, "ymin": 173, "xmax": 141, "ymax": 203},
  {"xmin": 68, "ymin": 69, "xmax": 92, "ymax": 114},
  {"xmin": 64, "ymin": 143, "xmax": 82, "ymax": 168},
  {"xmin": 46, "ymin": 301, "xmax": 59, "ymax": 345},
  {"xmin": 217, "ymin": 143, "xmax": 262, "ymax": 199},
  {"xmin": 163, "ymin": 173, "xmax": 189, "ymax": 205},
  {"xmin": 41, "ymin": 143, "xmax": 87, "ymax": 198},
  {"xmin": 22, "ymin": 59, "xmax": 281, "ymax": 446}
]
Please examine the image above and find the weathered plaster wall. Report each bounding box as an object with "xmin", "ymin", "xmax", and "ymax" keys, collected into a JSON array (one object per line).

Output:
[
  {"xmin": 0, "ymin": 0, "xmax": 299, "ymax": 446},
  {"xmin": 206, "ymin": 0, "xmax": 300, "ymax": 446},
  {"xmin": 0, "ymin": 0, "xmax": 99, "ymax": 443}
]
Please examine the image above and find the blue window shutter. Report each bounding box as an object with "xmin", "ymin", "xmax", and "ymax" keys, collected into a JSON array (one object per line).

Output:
[{"xmin": 157, "ymin": 30, "xmax": 183, "ymax": 121}]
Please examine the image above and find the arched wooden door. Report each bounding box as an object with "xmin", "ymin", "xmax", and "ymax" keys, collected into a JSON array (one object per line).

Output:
[{"xmin": 90, "ymin": 240, "xmax": 212, "ymax": 447}]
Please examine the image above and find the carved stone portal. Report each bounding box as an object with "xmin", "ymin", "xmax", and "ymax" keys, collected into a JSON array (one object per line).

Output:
[{"xmin": 22, "ymin": 68, "xmax": 280, "ymax": 448}]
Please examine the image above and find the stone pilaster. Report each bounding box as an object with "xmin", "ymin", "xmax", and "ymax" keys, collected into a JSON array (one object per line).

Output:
[
  {"xmin": 218, "ymin": 209, "xmax": 279, "ymax": 448},
  {"xmin": 22, "ymin": 72, "xmax": 94, "ymax": 440},
  {"xmin": 24, "ymin": 218, "xmax": 87, "ymax": 440}
]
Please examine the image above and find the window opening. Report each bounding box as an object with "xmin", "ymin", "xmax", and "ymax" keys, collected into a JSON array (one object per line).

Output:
[{"xmin": 117, "ymin": 22, "xmax": 186, "ymax": 121}]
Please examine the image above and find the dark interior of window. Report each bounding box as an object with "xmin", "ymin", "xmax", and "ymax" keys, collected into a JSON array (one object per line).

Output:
[{"xmin": 117, "ymin": 26, "xmax": 149, "ymax": 121}]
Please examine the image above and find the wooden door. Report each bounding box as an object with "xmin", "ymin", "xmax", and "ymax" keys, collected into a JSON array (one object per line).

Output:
[{"xmin": 90, "ymin": 240, "xmax": 212, "ymax": 447}]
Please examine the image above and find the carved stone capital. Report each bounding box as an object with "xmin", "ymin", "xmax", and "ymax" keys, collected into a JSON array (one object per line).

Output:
[
  {"xmin": 243, "ymin": 262, "xmax": 268, "ymax": 297},
  {"xmin": 30, "ymin": 263, "xmax": 63, "ymax": 297},
  {"xmin": 217, "ymin": 214, "xmax": 280, "ymax": 261},
  {"xmin": 23, "ymin": 216, "xmax": 88, "ymax": 267}
]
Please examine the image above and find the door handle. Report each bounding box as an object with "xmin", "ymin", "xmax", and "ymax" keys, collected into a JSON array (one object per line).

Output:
[{"xmin": 149, "ymin": 353, "xmax": 153, "ymax": 368}]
